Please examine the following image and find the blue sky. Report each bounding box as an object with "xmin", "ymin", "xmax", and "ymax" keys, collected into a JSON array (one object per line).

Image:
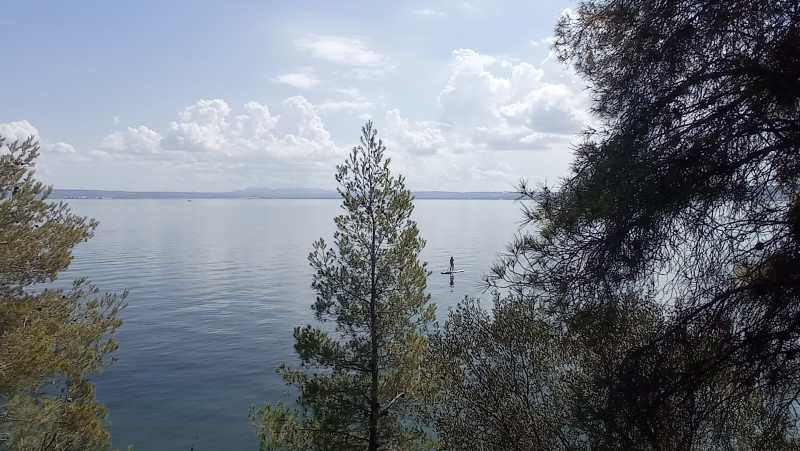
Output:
[{"xmin": 1, "ymin": 0, "xmax": 588, "ymax": 192}]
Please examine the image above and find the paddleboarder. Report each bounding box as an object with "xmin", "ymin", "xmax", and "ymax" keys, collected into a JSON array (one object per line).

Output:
[{"xmin": 449, "ymin": 256, "xmax": 454, "ymax": 272}]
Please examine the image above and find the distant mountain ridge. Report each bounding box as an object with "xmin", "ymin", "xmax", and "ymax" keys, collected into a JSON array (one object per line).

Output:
[{"xmin": 51, "ymin": 188, "xmax": 520, "ymax": 200}]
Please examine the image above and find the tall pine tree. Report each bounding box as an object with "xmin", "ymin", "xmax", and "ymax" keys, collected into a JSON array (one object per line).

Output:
[
  {"xmin": 0, "ymin": 136, "xmax": 126, "ymax": 450},
  {"xmin": 252, "ymin": 122, "xmax": 435, "ymax": 450}
]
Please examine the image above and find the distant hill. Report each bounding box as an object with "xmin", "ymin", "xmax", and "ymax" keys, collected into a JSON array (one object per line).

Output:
[
  {"xmin": 51, "ymin": 188, "xmax": 520, "ymax": 200},
  {"xmin": 413, "ymin": 191, "xmax": 520, "ymax": 200}
]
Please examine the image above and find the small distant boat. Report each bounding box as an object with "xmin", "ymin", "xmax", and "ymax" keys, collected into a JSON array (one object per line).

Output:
[{"xmin": 441, "ymin": 269, "xmax": 464, "ymax": 274}]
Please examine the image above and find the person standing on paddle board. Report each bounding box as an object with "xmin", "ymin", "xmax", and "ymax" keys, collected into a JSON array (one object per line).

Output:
[{"xmin": 449, "ymin": 256, "xmax": 454, "ymax": 272}]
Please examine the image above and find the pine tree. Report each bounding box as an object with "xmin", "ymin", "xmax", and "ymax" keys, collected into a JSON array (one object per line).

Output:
[
  {"xmin": 0, "ymin": 136, "xmax": 126, "ymax": 450},
  {"xmin": 438, "ymin": 0, "xmax": 800, "ymax": 448},
  {"xmin": 432, "ymin": 1, "xmax": 800, "ymax": 449},
  {"xmin": 251, "ymin": 122, "xmax": 435, "ymax": 450}
]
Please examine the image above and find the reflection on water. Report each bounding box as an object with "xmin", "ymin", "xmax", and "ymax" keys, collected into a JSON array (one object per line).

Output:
[{"xmin": 60, "ymin": 198, "xmax": 523, "ymax": 450}]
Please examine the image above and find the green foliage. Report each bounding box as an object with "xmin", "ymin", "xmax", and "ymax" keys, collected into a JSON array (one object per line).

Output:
[
  {"xmin": 0, "ymin": 139, "xmax": 95, "ymax": 296},
  {"xmin": 430, "ymin": 290, "xmax": 667, "ymax": 450},
  {"xmin": 429, "ymin": 296, "xmax": 577, "ymax": 450},
  {"xmin": 434, "ymin": 0, "xmax": 800, "ymax": 449},
  {"xmin": 252, "ymin": 122, "xmax": 435, "ymax": 450},
  {"xmin": 0, "ymin": 137, "xmax": 126, "ymax": 450}
]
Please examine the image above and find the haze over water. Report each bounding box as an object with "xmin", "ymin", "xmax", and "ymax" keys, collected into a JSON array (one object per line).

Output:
[{"xmin": 59, "ymin": 199, "xmax": 523, "ymax": 450}]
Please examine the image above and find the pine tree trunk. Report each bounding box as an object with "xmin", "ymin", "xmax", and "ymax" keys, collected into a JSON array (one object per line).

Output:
[{"xmin": 368, "ymin": 202, "xmax": 380, "ymax": 451}]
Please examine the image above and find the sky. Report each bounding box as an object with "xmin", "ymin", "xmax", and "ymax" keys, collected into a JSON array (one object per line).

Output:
[{"xmin": 1, "ymin": 0, "xmax": 590, "ymax": 193}]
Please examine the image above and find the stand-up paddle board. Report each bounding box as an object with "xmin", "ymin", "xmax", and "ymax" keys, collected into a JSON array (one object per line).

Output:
[{"xmin": 441, "ymin": 269, "xmax": 464, "ymax": 274}]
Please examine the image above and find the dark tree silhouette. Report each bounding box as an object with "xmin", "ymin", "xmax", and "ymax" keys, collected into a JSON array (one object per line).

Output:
[{"xmin": 437, "ymin": 1, "xmax": 800, "ymax": 449}]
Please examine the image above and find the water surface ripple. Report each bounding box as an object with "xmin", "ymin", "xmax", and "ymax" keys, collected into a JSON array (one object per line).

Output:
[{"xmin": 58, "ymin": 199, "xmax": 522, "ymax": 450}]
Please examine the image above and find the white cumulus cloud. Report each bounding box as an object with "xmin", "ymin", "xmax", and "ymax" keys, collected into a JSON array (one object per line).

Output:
[
  {"xmin": 384, "ymin": 109, "xmax": 445, "ymax": 155},
  {"xmin": 100, "ymin": 126, "xmax": 162, "ymax": 158},
  {"xmin": 436, "ymin": 48, "xmax": 589, "ymax": 151},
  {"xmin": 88, "ymin": 97, "xmax": 343, "ymax": 189},
  {"xmin": 163, "ymin": 99, "xmax": 232, "ymax": 152},
  {"xmin": 2, "ymin": 43, "xmax": 588, "ymax": 193},
  {"xmin": 272, "ymin": 96, "xmax": 334, "ymax": 151},
  {"xmin": 0, "ymin": 120, "xmax": 39, "ymax": 142},
  {"xmin": 0, "ymin": 120, "xmax": 78, "ymax": 160},
  {"xmin": 368, "ymin": 48, "xmax": 589, "ymax": 191},
  {"xmin": 228, "ymin": 101, "xmax": 280, "ymax": 148}
]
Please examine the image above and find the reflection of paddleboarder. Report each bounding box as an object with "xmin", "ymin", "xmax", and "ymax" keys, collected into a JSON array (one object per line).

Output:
[{"xmin": 449, "ymin": 256, "xmax": 454, "ymax": 272}]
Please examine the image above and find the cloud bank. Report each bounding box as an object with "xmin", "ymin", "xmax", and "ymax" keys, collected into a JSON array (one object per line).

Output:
[{"xmin": 3, "ymin": 48, "xmax": 588, "ymax": 192}]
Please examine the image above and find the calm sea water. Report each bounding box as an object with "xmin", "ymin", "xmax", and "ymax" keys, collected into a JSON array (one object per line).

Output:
[{"xmin": 59, "ymin": 199, "xmax": 524, "ymax": 450}]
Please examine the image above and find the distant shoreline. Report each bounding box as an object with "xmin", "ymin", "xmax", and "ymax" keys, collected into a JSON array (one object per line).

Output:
[{"xmin": 52, "ymin": 188, "xmax": 522, "ymax": 201}]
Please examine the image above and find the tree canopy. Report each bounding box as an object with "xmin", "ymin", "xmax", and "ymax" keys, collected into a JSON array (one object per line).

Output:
[
  {"xmin": 0, "ymin": 137, "xmax": 126, "ymax": 450},
  {"xmin": 433, "ymin": 0, "xmax": 800, "ymax": 449},
  {"xmin": 252, "ymin": 122, "xmax": 435, "ymax": 450}
]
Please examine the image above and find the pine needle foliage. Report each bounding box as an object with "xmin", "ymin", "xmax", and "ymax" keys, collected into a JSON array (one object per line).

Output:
[
  {"xmin": 0, "ymin": 137, "xmax": 126, "ymax": 450},
  {"xmin": 252, "ymin": 122, "xmax": 435, "ymax": 451},
  {"xmin": 433, "ymin": 1, "xmax": 800, "ymax": 449}
]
